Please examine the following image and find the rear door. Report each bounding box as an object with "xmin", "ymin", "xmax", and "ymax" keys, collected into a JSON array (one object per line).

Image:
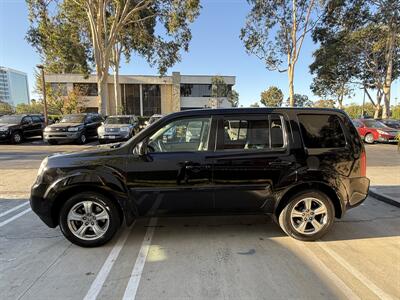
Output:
[
  {"xmin": 21, "ymin": 116, "xmax": 35, "ymax": 137},
  {"xmin": 212, "ymin": 113, "xmax": 296, "ymax": 212},
  {"xmin": 31, "ymin": 116, "xmax": 44, "ymax": 136}
]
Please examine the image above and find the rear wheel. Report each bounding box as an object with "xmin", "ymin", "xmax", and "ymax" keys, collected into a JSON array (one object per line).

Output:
[
  {"xmin": 364, "ymin": 133, "xmax": 374, "ymax": 144},
  {"xmin": 278, "ymin": 190, "xmax": 335, "ymax": 241},
  {"xmin": 59, "ymin": 192, "xmax": 120, "ymax": 247}
]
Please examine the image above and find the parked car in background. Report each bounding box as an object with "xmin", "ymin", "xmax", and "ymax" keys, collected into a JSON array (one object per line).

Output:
[
  {"xmin": 352, "ymin": 119, "xmax": 399, "ymax": 144},
  {"xmin": 376, "ymin": 119, "xmax": 400, "ymax": 130},
  {"xmin": 97, "ymin": 115, "xmax": 139, "ymax": 144},
  {"xmin": 43, "ymin": 113, "xmax": 104, "ymax": 145},
  {"xmin": 0, "ymin": 114, "xmax": 45, "ymax": 144},
  {"xmin": 31, "ymin": 108, "xmax": 369, "ymax": 247}
]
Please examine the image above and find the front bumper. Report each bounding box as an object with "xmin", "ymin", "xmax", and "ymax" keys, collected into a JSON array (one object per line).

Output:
[
  {"xmin": 378, "ymin": 134, "xmax": 398, "ymax": 143},
  {"xmin": 98, "ymin": 133, "xmax": 130, "ymax": 142},
  {"xmin": 0, "ymin": 131, "xmax": 10, "ymax": 140},
  {"xmin": 43, "ymin": 131, "xmax": 80, "ymax": 141}
]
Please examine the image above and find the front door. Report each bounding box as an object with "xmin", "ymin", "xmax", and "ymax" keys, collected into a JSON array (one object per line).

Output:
[
  {"xmin": 212, "ymin": 114, "xmax": 295, "ymax": 212},
  {"xmin": 126, "ymin": 116, "xmax": 215, "ymax": 215}
]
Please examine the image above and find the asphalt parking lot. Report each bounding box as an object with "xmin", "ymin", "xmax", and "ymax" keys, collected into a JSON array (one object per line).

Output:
[{"xmin": 0, "ymin": 139, "xmax": 399, "ymax": 299}]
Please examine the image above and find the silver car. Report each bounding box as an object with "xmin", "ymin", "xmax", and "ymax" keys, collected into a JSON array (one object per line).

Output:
[{"xmin": 97, "ymin": 115, "xmax": 139, "ymax": 144}]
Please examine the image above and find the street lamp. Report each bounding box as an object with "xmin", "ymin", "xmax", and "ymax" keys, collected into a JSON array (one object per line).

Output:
[{"xmin": 36, "ymin": 64, "xmax": 48, "ymax": 125}]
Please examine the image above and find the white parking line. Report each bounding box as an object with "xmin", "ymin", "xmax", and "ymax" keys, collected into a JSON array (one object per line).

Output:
[
  {"xmin": 0, "ymin": 201, "xmax": 29, "ymax": 218},
  {"xmin": 0, "ymin": 208, "xmax": 31, "ymax": 228},
  {"xmin": 296, "ymin": 242, "xmax": 360, "ymax": 300},
  {"xmin": 83, "ymin": 223, "xmax": 135, "ymax": 300},
  {"xmin": 318, "ymin": 242, "xmax": 394, "ymax": 300},
  {"xmin": 122, "ymin": 198, "xmax": 161, "ymax": 300}
]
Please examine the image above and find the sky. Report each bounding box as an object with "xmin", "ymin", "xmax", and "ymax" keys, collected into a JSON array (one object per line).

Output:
[{"xmin": 1, "ymin": 0, "xmax": 399, "ymax": 107}]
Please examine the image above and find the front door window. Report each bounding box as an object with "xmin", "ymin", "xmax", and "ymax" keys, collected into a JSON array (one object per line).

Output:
[{"xmin": 148, "ymin": 117, "xmax": 211, "ymax": 152}]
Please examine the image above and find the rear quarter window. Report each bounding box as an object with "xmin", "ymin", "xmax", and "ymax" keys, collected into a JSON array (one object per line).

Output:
[{"xmin": 298, "ymin": 114, "xmax": 346, "ymax": 148}]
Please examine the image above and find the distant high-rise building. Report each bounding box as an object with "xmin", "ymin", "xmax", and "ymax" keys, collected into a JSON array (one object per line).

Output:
[{"xmin": 0, "ymin": 67, "xmax": 30, "ymax": 106}]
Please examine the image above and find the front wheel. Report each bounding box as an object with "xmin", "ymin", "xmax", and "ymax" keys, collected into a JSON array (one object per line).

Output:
[
  {"xmin": 11, "ymin": 131, "xmax": 23, "ymax": 144},
  {"xmin": 278, "ymin": 190, "xmax": 335, "ymax": 241},
  {"xmin": 77, "ymin": 133, "xmax": 87, "ymax": 144},
  {"xmin": 59, "ymin": 192, "xmax": 121, "ymax": 247}
]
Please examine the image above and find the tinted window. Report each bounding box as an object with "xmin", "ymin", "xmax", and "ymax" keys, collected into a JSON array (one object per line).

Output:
[
  {"xmin": 22, "ymin": 116, "xmax": 33, "ymax": 124},
  {"xmin": 220, "ymin": 115, "xmax": 284, "ymax": 151},
  {"xmin": 148, "ymin": 117, "xmax": 211, "ymax": 152},
  {"xmin": 298, "ymin": 114, "xmax": 346, "ymax": 148},
  {"xmin": 32, "ymin": 116, "xmax": 41, "ymax": 123}
]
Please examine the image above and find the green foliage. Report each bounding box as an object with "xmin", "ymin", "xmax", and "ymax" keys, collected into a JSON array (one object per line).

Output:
[
  {"xmin": 343, "ymin": 103, "xmax": 375, "ymax": 119},
  {"xmin": 228, "ymin": 90, "xmax": 239, "ymax": 108},
  {"xmin": 392, "ymin": 105, "xmax": 400, "ymax": 120},
  {"xmin": 15, "ymin": 100, "xmax": 44, "ymax": 114},
  {"xmin": 0, "ymin": 101, "xmax": 14, "ymax": 115},
  {"xmin": 313, "ymin": 99, "xmax": 336, "ymax": 108},
  {"xmin": 260, "ymin": 86, "xmax": 283, "ymax": 107},
  {"xmin": 286, "ymin": 94, "xmax": 313, "ymax": 108},
  {"xmin": 210, "ymin": 76, "xmax": 236, "ymax": 108}
]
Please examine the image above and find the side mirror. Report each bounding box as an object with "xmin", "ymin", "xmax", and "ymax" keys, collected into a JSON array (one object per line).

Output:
[{"xmin": 134, "ymin": 141, "xmax": 147, "ymax": 156}]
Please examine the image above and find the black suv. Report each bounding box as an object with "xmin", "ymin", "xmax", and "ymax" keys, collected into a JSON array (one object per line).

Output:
[
  {"xmin": 0, "ymin": 114, "xmax": 45, "ymax": 143},
  {"xmin": 43, "ymin": 113, "xmax": 104, "ymax": 145},
  {"xmin": 31, "ymin": 108, "xmax": 369, "ymax": 247}
]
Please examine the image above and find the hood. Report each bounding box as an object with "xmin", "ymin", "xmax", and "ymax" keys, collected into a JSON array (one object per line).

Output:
[
  {"xmin": 103, "ymin": 124, "xmax": 131, "ymax": 129},
  {"xmin": 0, "ymin": 123, "xmax": 18, "ymax": 128},
  {"xmin": 48, "ymin": 122, "xmax": 82, "ymax": 128}
]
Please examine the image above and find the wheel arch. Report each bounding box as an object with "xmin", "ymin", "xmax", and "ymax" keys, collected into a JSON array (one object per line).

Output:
[{"xmin": 274, "ymin": 182, "xmax": 343, "ymax": 220}]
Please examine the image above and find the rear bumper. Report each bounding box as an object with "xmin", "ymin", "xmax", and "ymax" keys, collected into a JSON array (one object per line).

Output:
[
  {"xmin": 346, "ymin": 177, "xmax": 370, "ymax": 208},
  {"xmin": 30, "ymin": 182, "xmax": 57, "ymax": 228}
]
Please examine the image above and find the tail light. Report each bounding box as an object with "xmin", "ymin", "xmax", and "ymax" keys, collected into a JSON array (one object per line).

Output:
[{"xmin": 360, "ymin": 148, "xmax": 367, "ymax": 177}]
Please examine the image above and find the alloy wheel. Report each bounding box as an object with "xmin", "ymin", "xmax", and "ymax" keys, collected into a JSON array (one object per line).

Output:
[
  {"xmin": 289, "ymin": 197, "xmax": 328, "ymax": 235},
  {"xmin": 67, "ymin": 200, "xmax": 110, "ymax": 241},
  {"xmin": 13, "ymin": 133, "xmax": 22, "ymax": 143}
]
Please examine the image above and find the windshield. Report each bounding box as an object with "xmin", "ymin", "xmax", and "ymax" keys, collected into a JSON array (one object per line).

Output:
[
  {"xmin": 363, "ymin": 120, "xmax": 387, "ymax": 128},
  {"xmin": 0, "ymin": 115, "xmax": 23, "ymax": 124},
  {"xmin": 60, "ymin": 115, "xmax": 86, "ymax": 123},
  {"xmin": 105, "ymin": 117, "xmax": 131, "ymax": 125}
]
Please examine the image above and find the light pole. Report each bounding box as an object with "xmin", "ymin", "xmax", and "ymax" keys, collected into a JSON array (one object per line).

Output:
[{"xmin": 36, "ymin": 65, "xmax": 48, "ymax": 125}]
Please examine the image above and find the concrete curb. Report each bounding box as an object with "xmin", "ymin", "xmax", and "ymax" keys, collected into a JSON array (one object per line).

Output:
[{"xmin": 369, "ymin": 188, "xmax": 400, "ymax": 208}]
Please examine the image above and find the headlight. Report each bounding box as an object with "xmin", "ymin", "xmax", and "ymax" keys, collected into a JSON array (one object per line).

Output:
[
  {"xmin": 44, "ymin": 127, "xmax": 52, "ymax": 132},
  {"xmin": 68, "ymin": 126, "xmax": 82, "ymax": 132},
  {"xmin": 120, "ymin": 127, "xmax": 130, "ymax": 132},
  {"xmin": 0, "ymin": 127, "xmax": 8, "ymax": 132},
  {"xmin": 377, "ymin": 129, "xmax": 387, "ymax": 135},
  {"xmin": 97, "ymin": 126, "xmax": 105, "ymax": 134}
]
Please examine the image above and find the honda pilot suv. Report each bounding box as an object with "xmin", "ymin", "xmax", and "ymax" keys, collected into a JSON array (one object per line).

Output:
[{"xmin": 31, "ymin": 108, "xmax": 369, "ymax": 247}]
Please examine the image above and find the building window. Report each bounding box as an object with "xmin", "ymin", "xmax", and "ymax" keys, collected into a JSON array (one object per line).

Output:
[
  {"xmin": 142, "ymin": 84, "xmax": 161, "ymax": 116},
  {"xmin": 180, "ymin": 84, "xmax": 212, "ymax": 97},
  {"xmin": 50, "ymin": 83, "xmax": 68, "ymax": 96},
  {"xmin": 73, "ymin": 83, "xmax": 98, "ymax": 96},
  {"xmin": 122, "ymin": 84, "xmax": 141, "ymax": 115}
]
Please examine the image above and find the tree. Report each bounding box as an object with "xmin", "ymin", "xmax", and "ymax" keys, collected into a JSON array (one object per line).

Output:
[
  {"xmin": 210, "ymin": 76, "xmax": 234, "ymax": 108},
  {"xmin": 241, "ymin": 0, "xmax": 323, "ymax": 107},
  {"xmin": 313, "ymin": 99, "xmax": 335, "ymax": 108},
  {"xmin": 249, "ymin": 102, "xmax": 260, "ymax": 108},
  {"xmin": 343, "ymin": 103, "xmax": 375, "ymax": 119},
  {"xmin": 286, "ymin": 94, "xmax": 313, "ymax": 108},
  {"xmin": 312, "ymin": 0, "xmax": 400, "ymax": 118},
  {"xmin": 27, "ymin": 0, "xmax": 201, "ymax": 115},
  {"xmin": 0, "ymin": 101, "xmax": 14, "ymax": 115},
  {"xmin": 15, "ymin": 100, "xmax": 44, "ymax": 114},
  {"xmin": 228, "ymin": 90, "xmax": 239, "ymax": 108},
  {"xmin": 260, "ymin": 86, "xmax": 283, "ymax": 107}
]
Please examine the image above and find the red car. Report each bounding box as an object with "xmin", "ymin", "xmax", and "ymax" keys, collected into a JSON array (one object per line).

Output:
[{"xmin": 352, "ymin": 119, "xmax": 399, "ymax": 144}]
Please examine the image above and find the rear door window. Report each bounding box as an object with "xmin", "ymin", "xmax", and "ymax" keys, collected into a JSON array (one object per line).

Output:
[
  {"xmin": 218, "ymin": 114, "xmax": 285, "ymax": 151},
  {"xmin": 298, "ymin": 114, "xmax": 346, "ymax": 148}
]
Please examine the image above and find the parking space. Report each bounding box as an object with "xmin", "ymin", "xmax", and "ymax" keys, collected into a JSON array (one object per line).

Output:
[{"xmin": 0, "ymin": 141, "xmax": 399, "ymax": 299}]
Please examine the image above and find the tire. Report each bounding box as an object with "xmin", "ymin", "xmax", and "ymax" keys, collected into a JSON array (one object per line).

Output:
[
  {"xmin": 11, "ymin": 131, "xmax": 23, "ymax": 144},
  {"xmin": 278, "ymin": 190, "xmax": 335, "ymax": 241},
  {"xmin": 364, "ymin": 133, "xmax": 374, "ymax": 144},
  {"xmin": 59, "ymin": 192, "xmax": 121, "ymax": 247},
  {"xmin": 47, "ymin": 140, "xmax": 58, "ymax": 145},
  {"xmin": 77, "ymin": 132, "xmax": 87, "ymax": 145}
]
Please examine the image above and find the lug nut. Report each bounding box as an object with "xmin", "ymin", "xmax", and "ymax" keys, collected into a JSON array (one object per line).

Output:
[
  {"xmin": 85, "ymin": 222, "xmax": 89, "ymax": 225},
  {"xmin": 91, "ymin": 222, "xmax": 94, "ymax": 225}
]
